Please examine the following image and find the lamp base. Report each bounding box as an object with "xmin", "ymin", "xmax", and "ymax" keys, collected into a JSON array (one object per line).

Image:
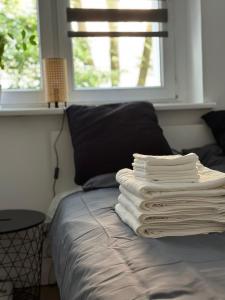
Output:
[{"xmin": 48, "ymin": 102, "xmax": 67, "ymax": 108}]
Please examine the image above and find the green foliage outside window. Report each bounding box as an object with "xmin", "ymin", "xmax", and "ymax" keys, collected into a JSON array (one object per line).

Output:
[
  {"xmin": 73, "ymin": 38, "xmax": 111, "ymax": 88},
  {"xmin": 1, "ymin": 0, "xmax": 154, "ymax": 91},
  {"xmin": 0, "ymin": 0, "xmax": 40, "ymax": 89}
]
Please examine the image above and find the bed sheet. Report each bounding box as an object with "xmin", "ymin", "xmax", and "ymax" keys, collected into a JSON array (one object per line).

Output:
[{"xmin": 50, "ymin": 187, "xmax": 225, "ymax": 300}]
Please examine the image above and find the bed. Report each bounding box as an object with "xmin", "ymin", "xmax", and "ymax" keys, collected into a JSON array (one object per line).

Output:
[
  {"xmin": 49, "ymin": 103, "xmax": 225, "ymax": 300},
  {"xmin": 50, "ymin": 183, "xmax": 225, "ymax": 300}
]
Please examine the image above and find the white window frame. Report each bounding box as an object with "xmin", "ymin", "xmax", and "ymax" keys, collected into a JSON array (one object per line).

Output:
[
  {"xmin": 1, "ymin": 0, "xmax": 63, "ymax": 107},
  {"xmin": 1, "ymin": 0, "xmax": 44, "ymax": 107},
  {"xmin": 57, "ymin": 0, "xmax": 176, "ymax": 105},
  {"xmin": 2, "ymin": 0, "xmax": 177, "ymax": 107}
]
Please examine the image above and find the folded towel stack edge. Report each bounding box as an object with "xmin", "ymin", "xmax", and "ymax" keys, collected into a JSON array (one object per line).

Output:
[
  {"xmin": 115, "ymin": 153, "xmax": 225, "ymax": 238},
  {"xmin": 133, "ymin": 153, "xmax": 200, "ymax": 183}
]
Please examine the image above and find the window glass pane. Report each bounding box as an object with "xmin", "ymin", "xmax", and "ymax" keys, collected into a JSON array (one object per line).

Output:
[
  {"xmin": 70, "ymin": 0, "xmax": 162, "ymax": 89},
  {"xmin": 0, "ymin": 0, "xmax": 40, "ymax": 90},
  {"xmin": 70, "ymin": 0, "xmax": 163, "ymax": 9},
  {"xmin": 72, "ymin": 37, "xmax": 161, "ymax": 88}
]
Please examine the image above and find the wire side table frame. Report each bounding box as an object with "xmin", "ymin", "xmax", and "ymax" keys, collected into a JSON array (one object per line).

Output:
[{"xmin": 0, "ymin": 210, "xmax": 45, "ymax": 300}]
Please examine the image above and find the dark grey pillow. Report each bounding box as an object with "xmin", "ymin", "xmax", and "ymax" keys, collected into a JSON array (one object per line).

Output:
[
  {"xmin": 182, "ymin": 144, "xmax": 225, "ymax": 173},
  {"xmin": 82, "ymin": 173, "xmax": 118, "ymax": 191},
  {"xmin": 66, "ymin": 101, "xmax": 172, "ymax": 185},
  {"xmin": 202, "ymin": 111, "xmax": 225, "ymax": 154}
]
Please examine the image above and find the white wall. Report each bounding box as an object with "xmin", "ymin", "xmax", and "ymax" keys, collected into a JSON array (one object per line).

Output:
[
  {"xmin": 173, "ymin": 0, "xmax": 225, "ymax": 107},
  {"xmin": 186, "ymin": 0, "xmax": 204, "ymax": 103},
  {"xmin": 201, "ymin": 0, "xmax": 225, "ymax": 108},
  {"xmin": 0, "ymin": 108, "xmax": 212, "ymax": 213},
  {"xmin": 0, "ymin": 116, "xmax": 58, "ymax": 212}
]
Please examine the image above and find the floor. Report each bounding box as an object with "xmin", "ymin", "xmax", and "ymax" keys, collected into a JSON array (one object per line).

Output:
[{"xmin": 40, "ymin": 285, "xmax": 60, "ymax": 300}]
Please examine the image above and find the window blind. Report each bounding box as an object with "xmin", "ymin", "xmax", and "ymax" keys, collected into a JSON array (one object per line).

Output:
[{"xmin": 67, "ymin": 0, "xmax": 168, "ymax": 38}]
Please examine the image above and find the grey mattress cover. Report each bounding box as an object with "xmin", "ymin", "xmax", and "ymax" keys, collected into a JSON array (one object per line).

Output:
[{"xmin": 50, "ymin": 188, "xmax": 225, "ymax": 300}]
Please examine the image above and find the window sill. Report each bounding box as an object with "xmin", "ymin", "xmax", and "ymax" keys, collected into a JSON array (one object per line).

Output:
[
  {"xmin": 154, "ymin": 102, "xmax": 216, "ymax": 111},
  {"xmin": 0, "ymin": 107, "xmax": 65, "ymax": 117},
  {"xmin": 0, "ymin": 102, "xmax": 216, "ymax": 117}
]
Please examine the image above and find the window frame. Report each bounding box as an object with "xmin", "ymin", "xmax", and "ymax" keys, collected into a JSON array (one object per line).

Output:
[
  {"xmin": 2, "ymin": 0, "xmax": 177, "ymax": 107},
  {"xmin": 59, "ymin": 0, "xmax": 176, "ymax": 105},
  {"xmin": 1, "ymin": 0, "xmax": 46, "ymax": 106}
]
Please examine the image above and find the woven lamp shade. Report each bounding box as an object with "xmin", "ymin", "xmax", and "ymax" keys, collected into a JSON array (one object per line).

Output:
[{"xmin": 43, "ymin": 58, "xmax": 69, "ymax": 107}]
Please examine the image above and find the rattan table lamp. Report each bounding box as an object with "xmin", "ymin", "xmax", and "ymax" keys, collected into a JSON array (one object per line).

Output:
[{"xmin": 43, "ymin": 58, "xmax": 69, "ymax": 108}]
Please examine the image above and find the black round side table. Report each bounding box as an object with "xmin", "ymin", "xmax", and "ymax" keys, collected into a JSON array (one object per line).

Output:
[{"xmin": 0, "ymin": 210, "xmax": 45, "ymax": 300}]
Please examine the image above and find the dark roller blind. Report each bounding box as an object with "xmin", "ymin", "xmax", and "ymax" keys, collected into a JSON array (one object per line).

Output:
[{"xmin": 67, "ymin": 1, "xmax": 168, "ymax": 38}]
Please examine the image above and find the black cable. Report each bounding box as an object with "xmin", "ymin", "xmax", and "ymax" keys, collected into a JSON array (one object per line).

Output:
[{"xmin": 53, "ymin": 109, "xmax": 66, "ymax": 197}]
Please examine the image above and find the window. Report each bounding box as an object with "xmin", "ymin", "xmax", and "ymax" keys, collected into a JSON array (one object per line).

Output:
[
  {"xmin": 0, "ymin": 0, "xmax": 176, "ymax": 107},
  {"xmin": 70, "ymin": 0, "xmax": 164, "ymax": 89},
  {"xmin": 0, "ymin": 0, "xmax": 40, "ymax": 90},
  {"xmin": 66, "ymin": 0, "xmax": 176, "ymax": 103}
]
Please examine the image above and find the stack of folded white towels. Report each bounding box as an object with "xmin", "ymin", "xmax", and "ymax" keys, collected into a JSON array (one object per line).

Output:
[
  {"xmin": 115, "ymin": 153, "xmax": 225, "ymax": 238},
  {"xmin": 133, "ymin": 153, "xmax": 200, "ymax": 183}
]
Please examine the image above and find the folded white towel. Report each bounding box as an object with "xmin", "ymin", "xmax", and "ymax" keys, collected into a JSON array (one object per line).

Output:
[
  {"xmin": 119, "ymin": 185, "xmax": 225, "ymax": 211},
  {"xmin": 133, "ymin": 154, "xmax": 200, "ymax": 182},
  {"xmin": 116, "ymin": 163, "xmax": 225, "ymax": 192},
  {"xmin": 133, "ymin": 170, "xmax": 200, "ymax": 183},
  {"xmin": 133, "ymin": 165, "xmax": 199, "ymax": 175},
  {"xmin": 118, "ymin": 193, "xmax": 225, "ymax": 224},
  {"xmin": 133, "ymin": 160, "xmax": 197, "ymax": 171},
  {"xmin": 133, "ymin": 153, "xmax": 198, "ymax": 166},
  {"xmin": 119, "ymin": 184, "xmax": 225, "ymax": 202},
  {"xmin": 115, "ymin": 203, "xmax": 225, "ymax": 238}
]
